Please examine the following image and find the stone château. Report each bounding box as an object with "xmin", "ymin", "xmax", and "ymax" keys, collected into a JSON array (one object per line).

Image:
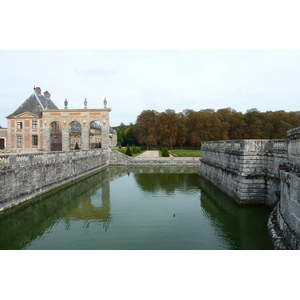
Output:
[{"xmin": 0, "ymin": 87, "xmax": 117, "ymax": 152}]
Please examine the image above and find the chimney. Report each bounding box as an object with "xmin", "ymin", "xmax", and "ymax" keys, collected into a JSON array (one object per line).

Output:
[
  {"xmin": 44, "ymin": 91, "xmax": 51, "ymax": 99},
  {"xmin": 34, "ymin": 86, "xmax": 42, "ymax": 95}
]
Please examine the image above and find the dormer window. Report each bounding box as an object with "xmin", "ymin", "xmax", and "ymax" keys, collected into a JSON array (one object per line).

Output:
[{"xmin": 17, "ymin": 121, "xmax": 23, "ymax": 129}]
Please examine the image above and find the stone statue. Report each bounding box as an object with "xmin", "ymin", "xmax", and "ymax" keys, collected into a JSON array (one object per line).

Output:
[
  {"xmin": 103, "ymin": 98, "xmax": 107, "ymax": 108},
  {"xmin": 64, "ymin": 98, "xmax": 68, "ymax": 109},
  {"xmin": 84, "ymin": 98, "xmax": 88, "ymax": 109}
]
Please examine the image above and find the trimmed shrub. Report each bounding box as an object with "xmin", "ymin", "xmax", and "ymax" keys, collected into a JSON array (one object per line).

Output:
[
  {"xmin": 161, "ymin": 146, "xmax": 170, "ymax": 157},
  {"xmin": 125, "ymin": 146, "xmax": 133, "ymax": 156}
]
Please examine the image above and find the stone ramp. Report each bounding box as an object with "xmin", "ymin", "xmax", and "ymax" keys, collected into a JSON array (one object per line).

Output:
[
  {"xmin": 133, "ymin": 150, "xmax": 160, "ymax": 158},
  {"xmin": 110, "ymin": 149, "xmax": 199, "ymax": 166}
]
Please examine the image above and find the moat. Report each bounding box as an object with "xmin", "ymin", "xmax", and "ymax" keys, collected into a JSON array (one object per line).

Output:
[{"xmin": 0, "ymin": 166, "xmax": 274, "ymax": 250}]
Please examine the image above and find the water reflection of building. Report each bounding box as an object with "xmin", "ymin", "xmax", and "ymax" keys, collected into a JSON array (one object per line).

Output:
[
  {"xmin": 65, "ymin": 180, "xmax": 112, "ymax": 231},
  {"xmin": 0, "ymin": 168, "xmax": 112, "ymax": 249}
]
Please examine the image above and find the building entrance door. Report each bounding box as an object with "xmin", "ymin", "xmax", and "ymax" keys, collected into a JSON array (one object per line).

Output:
[{"xmin": 0, "ymin": 138, "xmax": 4, "ymax": 149}]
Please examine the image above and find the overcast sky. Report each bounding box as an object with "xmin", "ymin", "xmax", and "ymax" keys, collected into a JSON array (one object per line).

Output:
[
  {"xmin": 1, "ymin": 50, "xmax": 299, "ymax": 128},
  {"xmin": 1, "ymin": 1, "xmax": 300, "ymax": 129}
]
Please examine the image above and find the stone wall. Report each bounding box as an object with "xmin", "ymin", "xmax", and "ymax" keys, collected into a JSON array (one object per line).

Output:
[
  {"xmin": 199, "ymin": 129, "xmax": 300, "ymax": 249},
  {"xmin": 109, "ymin": 150, "xmax": 200, "ymax": 166},
  {"xmin": 0, "ymin": 149, "xmax": 200, "ymax": 212},
  {"xmin": 0, "ymin": 149, "xmax": 109, "ymax": 211},
  {"xmin": 199, "ymin": 139, "xmax": 287, "ymax": 206},
  {"xmin": 268, "ymin": 127, "xmax": 300, "ymax": 249}
]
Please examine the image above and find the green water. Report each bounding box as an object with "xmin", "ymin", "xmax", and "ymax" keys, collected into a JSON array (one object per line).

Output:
[{"xmin": 0, "ymin": 166, "xmax": 274, "ymax": 250}]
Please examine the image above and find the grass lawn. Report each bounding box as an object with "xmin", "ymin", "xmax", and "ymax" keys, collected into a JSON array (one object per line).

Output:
[
  {"xmin": 169, "ymin": 149, "xmax": 201, "ymax": 157},
  {"xmin": 113, "ymin": 147, "xmax": 145, "ymax": 157}
]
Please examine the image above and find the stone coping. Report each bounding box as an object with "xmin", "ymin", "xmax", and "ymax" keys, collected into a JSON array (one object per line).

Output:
[{"xmin": 287, "ymin": 126, "xmax": 300, "ymax": 138}]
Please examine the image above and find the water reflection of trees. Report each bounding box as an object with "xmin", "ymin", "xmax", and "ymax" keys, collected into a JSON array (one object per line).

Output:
[
  {"xmin": 0, "ymin": 169, "xmax": 112, "ymax": 249},
  {"xmin": 134, "ymin": 172, "xmax": 200, "ymax": 194},
  {"xmin": 199, "ymin": 178, "xmax": 274, "ymax": 250}
]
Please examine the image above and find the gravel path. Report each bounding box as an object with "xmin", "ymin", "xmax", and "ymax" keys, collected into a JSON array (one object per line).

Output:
[{"xmin": 134, "ymin": 150, "xmax": 160, "ymax": 158}]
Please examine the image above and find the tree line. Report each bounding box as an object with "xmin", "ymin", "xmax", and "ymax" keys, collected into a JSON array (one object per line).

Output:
[{"xmin": 114, "ymin": 108, "xmax": 300, "ymax": 149}]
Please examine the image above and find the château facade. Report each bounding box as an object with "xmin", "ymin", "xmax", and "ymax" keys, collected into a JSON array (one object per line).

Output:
[{"xmin": 0, "ymin": 87, "xmax": 117, "ymax": 152}]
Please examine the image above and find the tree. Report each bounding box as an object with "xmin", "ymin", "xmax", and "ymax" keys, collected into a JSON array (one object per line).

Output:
[
  {"xmin": 244, "ymin": 108, "xmax": 263, "ymax": 139},
  {"xmin": 123, "ymin": 126, "xmax": 137, "ymax": 146},
  {"xmin": 135, "ymin": 110, "xmax": 159, "ymax": 149},
  {"xmin": 157, "ymin": 109, "xmax": 180, "ymax": 148},
  {"xmin": 115, "ymin": 127, "xmax": 124, "ymax": 145},
  {"xmin": 176, "ymin": 114, "xmax": 187, "ymax": 149}
]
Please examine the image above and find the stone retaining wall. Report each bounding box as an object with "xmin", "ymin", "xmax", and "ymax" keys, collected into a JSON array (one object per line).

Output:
[
  {"xmin": 0, "ymin": 149, "xmax": 109, "ymax": 211},
  {"xmin": 267, "ymin": 127, "xmax": 300, "ymax": 249},
  {"xmin": 0, "ymin": 149, "xmax": 200, "ymax": 212},
  {"xmin": 199, "ymin": 139, "xmax": 287, "ymax": 206},
  {"xmin": 199, "ymin": 129, "xmax": 300, "ymax": 249}
]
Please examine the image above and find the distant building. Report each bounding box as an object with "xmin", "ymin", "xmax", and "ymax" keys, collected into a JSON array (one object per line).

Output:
[
  {"xmin": 2, "ymin": 87, "xmax": 117, "ymax": 152},
  {"xmin": 0, "ymin": 125, "xmax": 7, "ymax": 150}
]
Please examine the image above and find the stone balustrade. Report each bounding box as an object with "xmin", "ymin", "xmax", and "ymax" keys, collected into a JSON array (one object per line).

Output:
[
  {"xmin": 0, "ymin": 149, "xmax": 106, "ymax": 170},
  {"xmin": 201, "ymin": 139, "xmax": 287, "ymax": 155}
]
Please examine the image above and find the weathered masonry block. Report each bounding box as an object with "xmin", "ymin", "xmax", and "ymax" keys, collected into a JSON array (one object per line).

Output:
[{"xmin": 199, "ymin": 139, "xmax": 287, "ymax": 206}]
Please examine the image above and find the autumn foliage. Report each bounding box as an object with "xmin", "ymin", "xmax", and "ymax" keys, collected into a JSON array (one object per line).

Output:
[{"xmin": 130, "ymin": 108, "xmax": 300, "ymax": 148}]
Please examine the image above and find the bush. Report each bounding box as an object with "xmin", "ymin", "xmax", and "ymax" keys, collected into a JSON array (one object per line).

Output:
[
  {"xmin": 132, "ymin": 146, "xmax": 138, "ymax": 154},
  {"xmin": 125, "ymin": 146, "xmax": 133, "ymax": 156},
  {"xmin": 161, "ymin": 146, "xmax": 170, "ymax": 157}
]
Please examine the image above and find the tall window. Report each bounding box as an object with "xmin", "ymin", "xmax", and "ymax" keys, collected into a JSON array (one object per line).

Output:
[
  {"xmin": 17, "ymin": 121, "xmax": 23, "ymax": 129},
  {"xmin": 32, "ymin": 135, "xmax": 38, "ymax": 146},
  {"xmin": 32, "ymin": 120, "xmax": 38, "ymax": 129},
  {"xmin": 17, "ymin": 135, "xmax": 23, "ymax": 147}
]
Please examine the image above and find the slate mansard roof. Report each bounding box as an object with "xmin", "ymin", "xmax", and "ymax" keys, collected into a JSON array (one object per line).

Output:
[{"xmin": 6, "ymin": 91, "xmax": 58, "ymax": 118}]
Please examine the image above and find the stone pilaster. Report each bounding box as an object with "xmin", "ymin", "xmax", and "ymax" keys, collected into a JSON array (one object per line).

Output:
[
  {"xmin": 43, "ymin": 127, "xmax": 51, "ymax": 151},
  {"xmin": 81, "ymin": 127, "xmax": 90, "ymax": 150},
  {"xmin": 101, "ymin": 111, "xmax": 110, "ymax": 149},
  {"xmin": 6, "ymin": 130, "xmax": 11, "ymax": 151},
  {"xmin": 62, "ymin": 127, "xmax": 70, "ymax": 151}
]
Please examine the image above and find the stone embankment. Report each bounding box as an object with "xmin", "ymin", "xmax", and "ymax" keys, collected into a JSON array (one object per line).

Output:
[
  {"xmin": 199, "ymin": 127, "xmax": 300, "ymax": 250},
  {"xmin": 0, "ymin": 149, "xmax": 109, "ymax": 211},
  {"xmin": 199, "ymin": 139, "xmax": 287, "ymax": 206},
  {"xmin": 268, "ymin": 127, "xmax": 300, "ymax": 249},
  {"xmin": 0, "ymin": 149, "xmax": 200, "ymax": 212}
]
